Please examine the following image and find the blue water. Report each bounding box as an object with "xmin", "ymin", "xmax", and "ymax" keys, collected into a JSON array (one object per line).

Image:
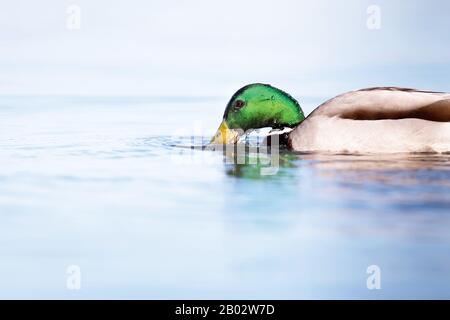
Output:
[{"xmin": 0, "ymin": 96, "xmax": 449, "ymax": 299}]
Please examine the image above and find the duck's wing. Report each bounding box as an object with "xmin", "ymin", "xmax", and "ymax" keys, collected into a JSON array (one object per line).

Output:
[
  {"xmin": 289, "ymin": 87, "xmax": 450, "ymax": 153},
  {"xmin": 310, "ymin": 87, "xmax": 450, "ymax": 122}
]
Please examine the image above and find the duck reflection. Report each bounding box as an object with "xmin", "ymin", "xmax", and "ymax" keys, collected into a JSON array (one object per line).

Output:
[
  {"xmin": 298, "ymin": 153, "xmax": 450, "ymax": 187},
  {"xmin": 218, "ymin": 139, "xmax": 450, "ymax": 191},
  {"xmin": 209, "ymin": 133, "xmax": 298, "ymax": 180},
  {"xmin": 224, "ymin": 151, "xmax": 299, "ymax": 180},
  {"xmin": 211, "ymin": 137, "xmax": 450, "ymax": 244}
]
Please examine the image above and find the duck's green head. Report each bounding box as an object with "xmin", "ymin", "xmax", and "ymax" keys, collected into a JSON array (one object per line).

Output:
[{"xmin": 211, "ymin": 83, "xmax": 305, "ymax": 144}]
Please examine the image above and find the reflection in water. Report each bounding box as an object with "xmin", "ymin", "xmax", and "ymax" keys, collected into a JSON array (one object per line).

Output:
[
  {"xmin": 222, "ymin": 147, "xmax": 450, "ymax": 186},
  {"xmin": 217, "ymin": 144, "xmax": 450, "ymax": 240},
  {"xmin": 225, "ymin": 152, "xmax": 298, "ymax": 180},
  {"xmin": 217, "ymin": 147, "xmax": 450, "ymax": 300}
]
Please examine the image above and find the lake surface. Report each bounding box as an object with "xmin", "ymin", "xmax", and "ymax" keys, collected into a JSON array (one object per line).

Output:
[{"xmin": 0, "ymin": 96, "xmax": 449, "ymax": 299}]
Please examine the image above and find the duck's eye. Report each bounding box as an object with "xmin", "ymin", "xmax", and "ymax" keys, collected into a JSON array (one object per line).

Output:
[{"xmin": 234, "ymin": 100, "xmax": 245, "ymax": 110}]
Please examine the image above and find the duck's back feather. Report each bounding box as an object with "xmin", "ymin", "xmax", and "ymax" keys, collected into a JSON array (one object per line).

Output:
[
  {"xmin": 311, "ymin": 87, "xmax": 450, "ymax": 120},
  {"xmin": 289, "ymin": 87, "xmax": 450, "ymax": 153}
]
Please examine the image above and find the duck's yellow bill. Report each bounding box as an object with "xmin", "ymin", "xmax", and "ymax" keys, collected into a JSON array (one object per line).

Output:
[{"xmin": 210, "ymin": 120, "xmax": 242, "ymax": 144}]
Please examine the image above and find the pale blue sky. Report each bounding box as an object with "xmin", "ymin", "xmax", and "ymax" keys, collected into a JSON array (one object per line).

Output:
[{"xmin": 1, "ymin": 0, "xmax": 449, "ymax": 103}]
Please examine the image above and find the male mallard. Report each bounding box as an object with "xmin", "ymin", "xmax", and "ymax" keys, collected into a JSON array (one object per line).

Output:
[{"xmin": 211, "ymin": 83, "xmax": 450, "ymax": 153}]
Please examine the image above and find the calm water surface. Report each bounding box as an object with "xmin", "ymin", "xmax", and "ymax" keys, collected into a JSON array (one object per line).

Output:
[{"xmin": 0, "ymin": 96, "xmax": 449, "ymax": 299}]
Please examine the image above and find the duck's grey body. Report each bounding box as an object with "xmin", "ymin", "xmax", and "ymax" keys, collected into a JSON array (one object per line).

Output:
[{"xmin": 288, "ymin": 87, "xmax": 450, "ymax": 153}]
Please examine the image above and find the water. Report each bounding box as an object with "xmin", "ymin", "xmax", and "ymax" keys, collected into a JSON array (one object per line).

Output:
[{"xmin": 1, "ymin": 96, "xmax": 449, "ymax": 299}]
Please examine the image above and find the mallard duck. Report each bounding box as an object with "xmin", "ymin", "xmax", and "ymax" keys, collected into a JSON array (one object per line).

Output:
[{"xmin": 210, "ymin": 83, "xmax": 450, "ymax": 153}]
